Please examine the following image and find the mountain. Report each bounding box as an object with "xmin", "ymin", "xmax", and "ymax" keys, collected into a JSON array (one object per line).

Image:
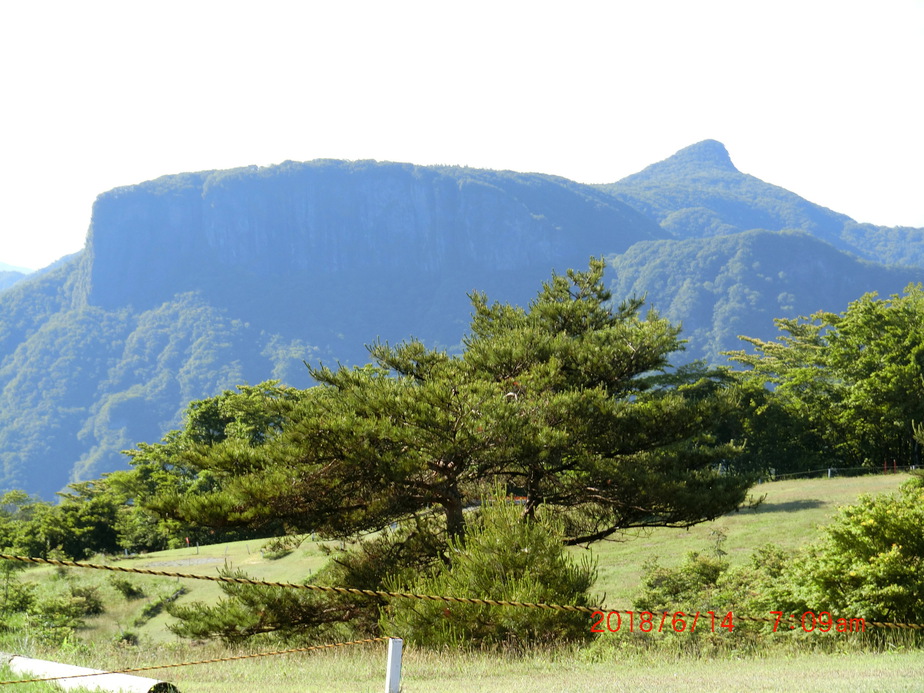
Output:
[
  {"xmin": 598, "ymin": 140, "xmax": 924, "ymax": 267},
  {"xmin": 598, "ymin": 140, "xmax": 924, "ymax": 362},
  {"xmin": 79, "ymin": 161, "xmax": 665, "ymax": 343},
  {"xmin": 0, "ymin": 272, "xmax": 26, "ymax": 291},
  {"xmin": 608, "ymin": 229, "xmax": 924, "ymax": 363},
  {"xmin": 0, "ymin": 262, "xmax": 31, "ymax": 291},
  {"xmin": 0, "ymin": 162, "xmax": 663, "ymax": 498},
  {"xmin": 1, "ymin": 146, "xmax": 920, "ymax": 499}
]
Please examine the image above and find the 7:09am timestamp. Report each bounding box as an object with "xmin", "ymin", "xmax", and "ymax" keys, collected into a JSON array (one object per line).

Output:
[{"xmin": 770, "ymin": 611, "xmax": 866, "ymax": 633}]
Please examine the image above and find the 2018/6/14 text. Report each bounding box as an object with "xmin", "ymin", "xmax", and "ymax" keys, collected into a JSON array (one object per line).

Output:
[{"xmin": 590, "ymin": 610, "xmax": 734, "ymax": 633}]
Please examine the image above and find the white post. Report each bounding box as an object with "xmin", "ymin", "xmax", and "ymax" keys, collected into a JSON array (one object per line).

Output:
[
  {"xmin": 385, "ymin": 637, "xmax": 403, "ymax": 693},
  {"xmin": 3, "ymin": 653, "xmax": 178, "ymax": 692}
]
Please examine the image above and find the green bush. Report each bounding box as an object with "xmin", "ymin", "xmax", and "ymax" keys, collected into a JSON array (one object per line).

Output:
[
  {"xmin": 68, "ymin": 584, "xmax": 105, "ymax": 616},
  {"xmin": 116, "ymin": 629, "xmax": 140, "ymax": 646},
  {"xmin": 135, "ymin": 587, "xmax": 188, "ymax": 626},
  {"xmin": 261, "ymin": 534, "xmax": 305, "ymax": 560},
  {"xmin": 108, "ymin": 575, "xmax": 146, "ymax": 600},
  {"xmin": 783, "ymin": 476, "xmax": 924, "ymax": 625},
  {"xmin": 381, "ymin": 497, "xmax": 598, "ymax": 649},
  {"xmin": 0, "ymin": 560, "xmax": 35, "ymax": 615},
  {"xmin": 630, "ymin": 475, "xmax": 924, "ymax": 648},
  {"xmin": 634, "ymin": 551, "xmax": 728, "ymax": 615},
  {"xmin": 0, "ymin": 579, "xmax": 35, "ymax": 616},
  {"xmin": 632, "ymin": 542, "xmax": 799, "ymax": 652}
]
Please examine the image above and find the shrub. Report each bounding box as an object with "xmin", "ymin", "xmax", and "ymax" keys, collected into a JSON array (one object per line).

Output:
[
  {"xmin": 381, "ymin": 497, "xmax": 598, "ymax": 649},
  {"xmin": 116, "ymin": 630, "xmax": 140, "ymax": 646},
  {"xmin": 634, "ymin": 552, "xmax": 728, "ymax": 615},
  {"xmin": 108, "ymin": 575, "xmax": 146, "ymax": 600},
  {"xmin": 783, "ymin": 477, "xmax": 924, "ymax": 625},
  {"xmin": 632, "ymin": 542, "xmax": 797, "ymax": 651},
  {"xmin": 68, "ymin": 584, "xmax": 105, "ymax": 616},
  {"xmin": 135, "ymin": 587, "xmax": 189, "ymax": 626},
  {"xmin": 0, "ymin": 560, "xmax": 35, "ymax": 615},
  {"xmin": 261, "ymin": 534, "xmax": 305, "ymax": 560}
]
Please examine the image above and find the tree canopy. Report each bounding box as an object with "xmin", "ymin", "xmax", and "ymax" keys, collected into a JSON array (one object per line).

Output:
[
  {"xmin": 728, "ymin": 284, "xmax": 924, "ymax": 472},
  {"xmin": 152, "ymin": 259, "xmax": 753, "ymax": 547}
]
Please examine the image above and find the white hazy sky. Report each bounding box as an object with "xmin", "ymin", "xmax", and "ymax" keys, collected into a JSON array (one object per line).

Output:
[{"xmin": 1, "ymin": 0, "xmax": 922, "ymax": 271}]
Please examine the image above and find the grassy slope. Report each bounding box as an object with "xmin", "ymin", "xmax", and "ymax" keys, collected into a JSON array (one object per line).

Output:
[
  {"xmin": 589, "ymin": 473, "xmax": 911, "ymax": 606},
  {"xmin": 2, "ymin": 473, "xmax": 918, "ymax": 692},
  {"xmin": 9, "ymin": 474, "xmax": 913, "ymax": 638}
]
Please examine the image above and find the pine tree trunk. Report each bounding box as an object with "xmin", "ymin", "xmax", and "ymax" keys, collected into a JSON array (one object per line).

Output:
[{"xmin": 443, "ymin": 487, "xmax": 466, "ymax": 545}]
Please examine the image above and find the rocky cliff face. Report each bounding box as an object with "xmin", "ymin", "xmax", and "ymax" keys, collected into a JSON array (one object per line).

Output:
[{"xmin": 80, "ymin": 161, "xmax": 665, "ymax": 316}]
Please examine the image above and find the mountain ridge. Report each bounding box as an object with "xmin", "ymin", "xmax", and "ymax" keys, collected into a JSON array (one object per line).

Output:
[
  {"xmin": 597, "ymin": 139, "xmax": 923, "ymax": 267},
  {"xmin": 1, "ymin": 143, "xmax": 921, "ymax": 498}
]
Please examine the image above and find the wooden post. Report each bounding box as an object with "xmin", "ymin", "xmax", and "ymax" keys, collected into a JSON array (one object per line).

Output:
[{"xmin": 385, "ymin": 637, "xmax": 403, "ymax": 693}]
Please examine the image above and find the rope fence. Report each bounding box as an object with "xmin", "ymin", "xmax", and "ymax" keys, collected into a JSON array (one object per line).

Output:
[
  {"xmin": 764, "ymin": 464, "xmax": 919, "ymax": 482},
  {"xmin": 1, "ymin": 553, "xmax": 923, "ymax": 631},
  {"xmin": 0, "ymin": 553, "xmax": 596, "ymax": 614}
]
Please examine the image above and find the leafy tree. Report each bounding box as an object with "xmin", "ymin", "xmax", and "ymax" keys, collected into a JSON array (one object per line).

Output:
[
  {"xmin": 728, "ymin": 285, "xmax": 924, "ymax": 471},
  {"xmin": 462, "ymin": 263, "xmax": 752, "ymax": 543},
  {"xmin": 141, "ymin": 260, "xmax": 756, "ymax": 644},
  {"xmin": 162, "ymin": 259, "xmax": 753, "ymax": 548},
  {"xmin": 116, "ymin": 381, "xmax": 305, "ymax": 551},
  {"xmin": 0, "ymin": 490, "xmax": 54, "ymax": 557}
]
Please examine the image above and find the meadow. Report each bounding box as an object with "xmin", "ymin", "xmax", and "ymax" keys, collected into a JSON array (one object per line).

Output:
[{"xmin": 1, "ymin": 473, "xmax": 921, "ymax": 692}]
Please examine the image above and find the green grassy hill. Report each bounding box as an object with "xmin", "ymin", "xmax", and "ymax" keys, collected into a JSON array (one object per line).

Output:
[
  {"xmin": 589, "ymin": 473, "xmax": 912, "ymax": 605},
  {"xmin": 9, "ymin": 472, "xmax": 912, "ymax": 643},
  {"xmin": 1, "ymin": 473, "xmax": 918, "ymax": 692}
]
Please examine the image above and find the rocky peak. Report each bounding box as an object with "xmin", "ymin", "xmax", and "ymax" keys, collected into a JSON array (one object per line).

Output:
[
  {"xmin": 669, "ymin": 140, "xmax": 737, "ymax": 171},
  {"xmin": 618, "ymin": 140, "xmax": 739, "ymax": 185}
]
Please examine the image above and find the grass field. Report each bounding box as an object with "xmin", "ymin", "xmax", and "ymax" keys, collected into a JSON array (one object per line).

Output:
[
  {"xmin": 589, "ymin": 472, "xmax": 912, "ymax": 604},
  {"xmin": 0, "ymin": 472, "xmax": 918, "ymax": 692}
]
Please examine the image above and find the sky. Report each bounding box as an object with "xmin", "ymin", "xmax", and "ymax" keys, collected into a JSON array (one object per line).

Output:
[{"xmin": 1, "ymin": 0, "xmax": 922, "ymax": 272}]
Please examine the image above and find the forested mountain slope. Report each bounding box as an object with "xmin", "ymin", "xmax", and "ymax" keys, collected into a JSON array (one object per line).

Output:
[
  {"xmin": 0, "ymin": 162, "xmax": 663, "ymax": 498},
  {"xmin": 608, "ymin": 229, "xmax": 924, "ymax": 363},
  {"xmin": 1, "ymin": 146, "xmax": 920, "ymax": 498},
  {"xmin": 596, "ymin": 141, "xmax": 924, "ymax": 362},
  {"xmin": 0, "ymin": 272, "xmax": 25, "ymax": 291}
]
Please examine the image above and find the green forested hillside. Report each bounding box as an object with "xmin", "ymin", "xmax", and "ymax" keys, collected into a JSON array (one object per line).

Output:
[
  {"xmin": 608, "ymin": 229, "xmax": 924, "ymax": 362},
  {"xmin": 0, "ymin": 145, "xmax": 921, "ymax": 498},
  {"xmin": 0, "ymin": 272, "xmax": 25, "ymax": 291},
  {"xmin": 0, "ymin": 289, "xmax": 253, "ymax": 494},
  {"xmin": 0, "ymin": 262, "xmax": 30, "ymax": 291},
  {"xmin": 0, "ymin": 163, "xmax": 664, "ymax": 498}
]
